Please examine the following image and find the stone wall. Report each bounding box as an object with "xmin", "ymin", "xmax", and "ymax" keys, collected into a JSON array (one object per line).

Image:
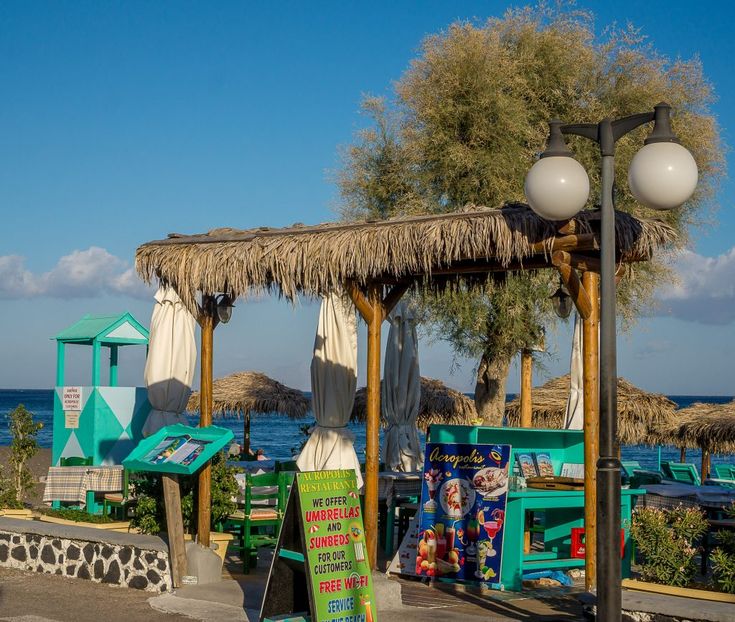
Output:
[{"xmin": 0, "ymin": 517, "xmax": 171, "ymax": 592}]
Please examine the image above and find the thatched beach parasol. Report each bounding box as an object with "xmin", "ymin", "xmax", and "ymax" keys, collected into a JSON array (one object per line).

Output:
[
  {"xmin": 187, "ymin": 371, "xmax": 310, "ymax": 455},
  {"xmin": 660, "ymin": 401, "xmax": 735, "ymax": 476},
  {"xmin": 505, "ymin": 374, "xmax": 678, "ymax": 446},
  {"xmin": 351, "ymin": 376, "xmax": 477, "ymax": 432}
]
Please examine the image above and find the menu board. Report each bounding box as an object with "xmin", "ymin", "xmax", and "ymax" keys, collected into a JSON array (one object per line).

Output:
[
  {"xmin": 261, "ymin": 469, "xmax": 377, "ymax": 622},
  {"xmin": 417, "ymin": 442, "xmax": 511, "ymax": 585},
  {"xmin": 143, "ymin": 435, "xmax": 210, "ymax": 467}
]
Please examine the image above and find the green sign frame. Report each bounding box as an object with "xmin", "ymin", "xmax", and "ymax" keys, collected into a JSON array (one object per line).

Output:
[{"xmin": 122, "ymin": 423, "xmax": 233, "ymax": 475}]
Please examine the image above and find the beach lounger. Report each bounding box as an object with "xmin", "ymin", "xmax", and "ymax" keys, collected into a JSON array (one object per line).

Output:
[
  {"xmin": 621, "ymin": 460, "xmax": 663, "ymax": 488},
  {"xmin": 667, "ymin": 462, "xmax": 701, "ymax": 486},
  {"xmin": 714, "ymin": 464, "xmax": 735, "ymax": 481}
]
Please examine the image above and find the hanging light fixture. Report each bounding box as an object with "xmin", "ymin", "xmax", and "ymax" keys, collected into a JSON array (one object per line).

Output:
[
  {"xmin": 215, "ymin": 294, "xmax": 235, "ymax": 324},
  {"xmin": 550, "ymin": 281, "xmax": 573, "ymax": 319}
]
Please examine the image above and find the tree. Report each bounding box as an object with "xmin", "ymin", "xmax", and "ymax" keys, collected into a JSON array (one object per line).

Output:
[
  {"xmin": 1, "ymin": 405, "xmax": 43, "ymax": 507},
  {"xmin": 337, "ymin": 4, "xmax": 723, "ymax": 423}
]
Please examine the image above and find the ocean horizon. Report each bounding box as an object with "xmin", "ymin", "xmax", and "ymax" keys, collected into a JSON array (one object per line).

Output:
[{"xmin": 2, "ymin": 389, "xmax": 733, "ymax": 469}]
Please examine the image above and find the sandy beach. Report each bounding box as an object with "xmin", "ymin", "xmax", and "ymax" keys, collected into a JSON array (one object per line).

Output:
[{"xmin": 0, "ymin": 445, "xmax": 51, "ymax": 507}]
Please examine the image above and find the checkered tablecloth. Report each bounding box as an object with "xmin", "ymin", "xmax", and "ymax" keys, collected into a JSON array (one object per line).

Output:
[{"xmin": 42, "ymin": 466, "xmax": 124, "ymax": 508}]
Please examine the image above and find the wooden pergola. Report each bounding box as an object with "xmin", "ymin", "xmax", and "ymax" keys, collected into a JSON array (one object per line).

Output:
[{"xmin": 136, "ymin": 203, "xmax": 675, "ymax": 580}]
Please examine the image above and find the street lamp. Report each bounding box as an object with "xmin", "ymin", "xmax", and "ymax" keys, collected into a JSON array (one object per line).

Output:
[
  {"xmin": 524, "ymin": 102, "xmax": 697, "ymax": 621},
  {"xmin": 550, "ymin": 280, "xmax": 573, "ymax": 319}
]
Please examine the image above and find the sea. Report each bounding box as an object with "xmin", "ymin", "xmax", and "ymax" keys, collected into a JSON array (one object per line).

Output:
[{"xmin": 1, "ymin": 389, "xmax": 734, "ymax": 469}]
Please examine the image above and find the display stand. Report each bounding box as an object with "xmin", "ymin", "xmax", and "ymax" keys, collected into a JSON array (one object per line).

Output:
[
  {"xmin": 122, "ymin": 423, "xmax": 233, "ymax": 587},
  {"xmin": 261, "ymin": 469, "xmax": 377, "ymax": 622}
]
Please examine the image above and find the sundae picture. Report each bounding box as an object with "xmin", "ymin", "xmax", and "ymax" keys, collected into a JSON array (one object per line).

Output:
[
  {"xmin": 423, "ymin": 467, "xmax": 443, "ymax": 512},
  {"xmin": 439, "ymin": 478, "xmax": 475, "ymax": 518}
]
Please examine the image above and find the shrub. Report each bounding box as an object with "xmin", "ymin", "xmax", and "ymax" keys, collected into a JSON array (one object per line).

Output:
[
  {"xmin": 1, "ymin": 405, "xmax": 43, "ymax": 508},
  {"xmin": 39, "ymin": 507, "xmax": 114, "ymax": 524},
  {"xmin": 130, "ymin": 452, "xmax": 238, "ymax": 535},
  {"xmin": 630, "ymin": 506, "xmax": 708, "ymax": 587},
  {"xmin": 711, "ymin": 503, "xmax": 735, "ymax": 594}
]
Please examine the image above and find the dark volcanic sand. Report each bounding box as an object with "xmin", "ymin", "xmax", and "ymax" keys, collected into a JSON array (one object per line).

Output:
[{"xmin": 0, "ymin": 446, "xmax": 51, "ymax": 507}]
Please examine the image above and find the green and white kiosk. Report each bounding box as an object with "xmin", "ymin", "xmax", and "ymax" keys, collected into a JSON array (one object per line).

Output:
[{"xmin": 52, "ymin": 313, "xmax": 152, "ymax": 467}]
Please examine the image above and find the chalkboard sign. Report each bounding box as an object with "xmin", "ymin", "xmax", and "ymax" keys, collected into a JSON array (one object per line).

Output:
[
  {"xmin": 122, "ymin": 423, "xmax": 233, "ymax": 475},
  {"xmin": 261, "ymin": 469, "xmax": 377, "ymax": 622}
]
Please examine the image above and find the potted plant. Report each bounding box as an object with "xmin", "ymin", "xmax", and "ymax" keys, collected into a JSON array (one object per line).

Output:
[
  {"xmin": 130, "ymin": 452, "xmax": 239, "ymax": 563},
  {"xmin": 0, "ymin": 405, "xmax": 43, "ymax": 519}
]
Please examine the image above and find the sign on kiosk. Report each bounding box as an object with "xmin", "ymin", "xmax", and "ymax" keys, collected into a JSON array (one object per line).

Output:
[{"xmin": 62, "ymin": 386, "xmax": 82, "ymax": 411}]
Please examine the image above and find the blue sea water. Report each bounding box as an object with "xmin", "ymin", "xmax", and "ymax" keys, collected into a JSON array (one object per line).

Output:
[{"xmin": 1, "ymin": 389, "xmax": 733, "ymax": 469}]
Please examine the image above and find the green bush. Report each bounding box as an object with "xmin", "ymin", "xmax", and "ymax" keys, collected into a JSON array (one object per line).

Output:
[
  {"xmin": 130, "ymin": 452, "xmax": 238, "ymax": 536},
  {"xmin": 630, "ymin": 506, "xmax": 708, "ymax": 587},
  {"xmin": 0, "ymin": 405, "xmax": 43, "ymax": 508},
  {"xmin": 711, "ymin": 503, "xmax": 735, "ymax": 594},
  {"xmin": 38, "ymin": 508, "xmax": 114, "ymax": 524}
]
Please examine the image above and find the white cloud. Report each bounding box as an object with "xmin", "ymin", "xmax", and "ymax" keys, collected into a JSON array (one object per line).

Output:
[
  {"xmin": 0, "ymin": 247, "xmax": 152, "ymax": 300},
  {"xmin": 656, "ymin": 247, "xmax": 735, "ymax": 325}
]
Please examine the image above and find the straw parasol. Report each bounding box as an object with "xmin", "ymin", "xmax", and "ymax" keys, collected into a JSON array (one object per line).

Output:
[
  {"xmin": 351, "ymin": 376, "xmax": 477, "ymax": 432},
  {"xmin": 505, "ymin": 374, "xmax": 678, "ymax": 446},
  {"xmin": 663, "ymin": 401, "xmax": 735, "ymax": 455},
  {"xmin": 187, "ymin": 371, "xmax": 310, "ymax": 455}
]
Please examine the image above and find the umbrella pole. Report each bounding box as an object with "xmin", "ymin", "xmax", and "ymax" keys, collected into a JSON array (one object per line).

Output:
[
  {"xmin": 243, "ymin": 412, "xmax": 251, "ymax": 456},
  {"xmin": 520, "ymin": 349, "xmax": 533, "ymax": 555},
  {"xmin": 680, "ymin": 447, "xmax": 686, "ymax": 463},
  {"xmin": 197, "ymin": 295, "xmax": 216, "ymax": 548},
  {"xmin": 582, "ymin": 270, "xmax": 599, "ymax": 592}
]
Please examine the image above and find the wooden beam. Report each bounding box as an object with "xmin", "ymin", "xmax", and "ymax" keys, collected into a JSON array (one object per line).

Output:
[
  {"xmin": 364, "ymin": 283, "xmax": 382, "ymax": 570},
  {"xmin": 520, "ymin": 350, "xmax": 533, "ymax": 428},
  {"xmin": 197, "ymin": 295, "xmax": 215, "ymax": 547},
  {"xmin": 345, "ymin": 280, "xmax": 374, "ymax": 323},
  {"xmin": 531, "ymin": 233, "xmax": 598, "ymax": 254},
  {"xmin": 582, "ymin": 270, "xmax": 599, "ymax": 592},
  {"xmin": 381, "ymin": 283, "xmax": 410, "ymax": 320},
  {"xmin": 553, "ymin": 256, "xmax": 592, "ymax": 320},
  {"xmin": 552, "ymin": 250, "xmax": 601, "ymax": 274},
  {"xmin": 162, "ymin": 474, "xmax": 187, "ymax": 588}
]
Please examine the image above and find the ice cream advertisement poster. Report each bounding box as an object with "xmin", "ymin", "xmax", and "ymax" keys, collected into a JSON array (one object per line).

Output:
[
  {"xmin": 296, "ymin": 470, "xmax": 377, "ymax": 622},
  {"xmin": 418, "ymin": 442, "xmax": 511, "ymax": 585}
]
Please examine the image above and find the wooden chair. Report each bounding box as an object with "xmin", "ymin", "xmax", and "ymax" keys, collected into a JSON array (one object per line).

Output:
[
  {"xmin": 232, "ymin": 471, "xmax": 289, "ymax": 573},
  {"xmin": 60, "ymin": 456, "xmax": 93, "ymax": 467},
  {"xmin": 102, "ymin": 468, "xmax": 132, "ymax": 519}
]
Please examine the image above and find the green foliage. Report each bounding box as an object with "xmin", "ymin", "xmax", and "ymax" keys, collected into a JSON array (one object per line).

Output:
[
  {"xmin": 337, "ymin": 3, "xmax": 724, "ymax": 407},
  {"xmin": 291, "ymin": 421, "xmax": 316, "ymax": 457},
  {"xmin": 1, "ymin": 404, "xmax": 43, "ymax": 507},
  {"xmin": 39, "ymin": 507, "xmax": 114, "ymax": 524},
  {"xmin": 630, "ymin": 506, "xmax": 708, "ymax": 587},
  {"xmin": 711, "ymin": 503, "xmax": 735, "ymax": 594},
  {"xmin": 130, "ymin": 452, "xmax": 239, "ymax": 536}
]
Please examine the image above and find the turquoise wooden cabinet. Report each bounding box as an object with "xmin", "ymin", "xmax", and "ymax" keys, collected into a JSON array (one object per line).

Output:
[
  {"xmin": 428, "ymin": 425, "xmax": 639, "ymax": 591},
  {"xmin": 51, "ymin": 313, "xmax": 151, "ymax": 467}
]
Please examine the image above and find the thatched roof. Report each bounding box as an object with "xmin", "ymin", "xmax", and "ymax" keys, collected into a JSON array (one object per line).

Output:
[
  {"xmin": 661, "ymin": 401, "xmax": 735, "ymax": 454},
  {"xmin": 505, "ymin": 374, "xmax": 678, "ymax": 446},
  {"xmin": 136, "ymin": 205, "xmax": 676, "ymax": 310},
  {"xmin": 186, "ymin": 371, "xmax": 310, "ymax": 419},
  {"xmin": 351, "ymin": 376, "xmax": 477, "ymax": 432}
]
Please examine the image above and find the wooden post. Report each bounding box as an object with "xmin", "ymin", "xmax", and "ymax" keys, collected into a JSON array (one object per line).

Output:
[
  {"xmin": 243, "ymin": 412, "xmax": 251, "ymax": 456},
  {"xmin": 520, "ymin": 348, "xmax": 533, "ymax": 554},
  {"xmin": 701, "ymin": 449, "xmax": 710, "ymax": 480},
  {"xmin": 364, "ymin": 283, "xmax": 382, "ymax": 570},
  {"xmin": 162, "ymin": 474, "xmax": 187, "ymax": 587},
  {"xmin": 582, "ymin": 270, "xmax": 599, "ymax": 592},
  {"xmin": 680, "ymin": 447, "xmax": 687, "ymax": 463},
  {"xmin": 198, "ymin": 295, "xmax": 215, "ymax": 547},
  {"xmin": 520, "ymin": 349, "xmax": 533, "ymax": 428}
]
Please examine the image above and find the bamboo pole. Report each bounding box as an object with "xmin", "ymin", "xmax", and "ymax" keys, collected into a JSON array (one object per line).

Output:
[
  {"xmin": 197, "ymin": 295, "xmax": 215, "ymax": 547},
  {"xmin": 582, "ymin": 270, "xmax": 599, "ymax": 592},
  {"xmin": 364, "ymin": 283, "xmax": 383, "ymax": 570}
]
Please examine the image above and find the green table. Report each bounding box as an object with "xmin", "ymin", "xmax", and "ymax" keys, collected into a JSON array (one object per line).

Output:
[{"xmin": 501, "ymin": 487, "xmax": 640, "ymax": 591}]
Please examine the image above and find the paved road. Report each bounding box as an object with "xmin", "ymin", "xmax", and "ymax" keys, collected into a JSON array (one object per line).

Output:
[{"xmin": 0, "ymin": 568, "xmax": 190, "ymax": 622}]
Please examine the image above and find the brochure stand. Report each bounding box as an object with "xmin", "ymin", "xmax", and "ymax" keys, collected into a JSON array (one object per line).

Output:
[
  {"xmin": 122, "ymin": 423, "xmax": 234, "ymax": 587},
  {"xmin": 261, "ymin": 469, "xmax": 377, "ymax": 622}
]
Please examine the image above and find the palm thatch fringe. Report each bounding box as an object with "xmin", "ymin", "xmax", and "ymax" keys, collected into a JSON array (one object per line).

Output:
[
  {"xmin": 136, "ymin": 204, "xmax": 676, "ymax": 311},
  {"xmin": 351, "ymin": 376, "xmax": 477, "ymax": 432},
  {"xmin": 186, "ymin": 371, "xmax": 309, "ymax": 419},
  {"xmin": 659, "ymin": 401, "xmax": 735, "ymax": 454},
  {"xmin": 505, "ymin": 374, "xmax": 678, "ymax": 447}
]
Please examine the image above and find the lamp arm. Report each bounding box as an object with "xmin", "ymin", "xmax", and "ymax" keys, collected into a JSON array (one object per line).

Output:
[
  {"xmin": 560, "ymin": 122, "xmax": 598, "ymax": 142},
  {"xmin": 611, "ymin": 111, "xmax": 655, "ymax": 142}
]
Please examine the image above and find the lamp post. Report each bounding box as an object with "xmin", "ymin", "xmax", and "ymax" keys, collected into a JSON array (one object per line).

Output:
[{"xmin": 524, "ymin": 102, "xmax": 697, "ymax": 621}]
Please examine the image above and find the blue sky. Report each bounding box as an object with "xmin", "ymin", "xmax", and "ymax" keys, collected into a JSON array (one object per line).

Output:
[{"xmin": 1, "ymin": 1, "xmax": 733, "ymax": 395}]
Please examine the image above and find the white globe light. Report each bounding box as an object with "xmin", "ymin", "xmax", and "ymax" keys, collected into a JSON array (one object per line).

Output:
[
  {"xmin": 628, "ymin": 142, "xmax": 698, "ymax": 210},
  {"xmin": 524, "ymin": 156, "xmax": 590, "ymax": 220}
]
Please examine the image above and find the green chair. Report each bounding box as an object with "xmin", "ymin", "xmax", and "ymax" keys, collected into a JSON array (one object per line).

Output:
[
  {"xmin": 667, "ymin": 463, "xmax": 701, "ymax": 486},
  {"xmin": 232, "ymin": 471, "xmax": 289, "ymax": 573},
  {"xmin": 621, "ymin": 460, "xmax": 663, "ymax": 488},
  {"xmin": 102, "ymin": 468, "xmax": 132, "ymax": 519},
  {"xmin": 714, "ymin": 464, "xmax": 735, "ymax": 481}
]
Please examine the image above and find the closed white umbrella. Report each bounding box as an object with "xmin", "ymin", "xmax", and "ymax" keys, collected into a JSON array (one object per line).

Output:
[
  {"xmin": 142, "ymin": 287, "xmax": 197, "ymax": 437},
  {"xmin": 563, "ymin": 313, "xmax": 584, "ymax": 430},
  {"xmin": 297, "ymin": 292, "xmax": 362, "ymax": 488},
  {"xmin": 382, "ymin": 302, "xmax": 423, "ymax": 472}
]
